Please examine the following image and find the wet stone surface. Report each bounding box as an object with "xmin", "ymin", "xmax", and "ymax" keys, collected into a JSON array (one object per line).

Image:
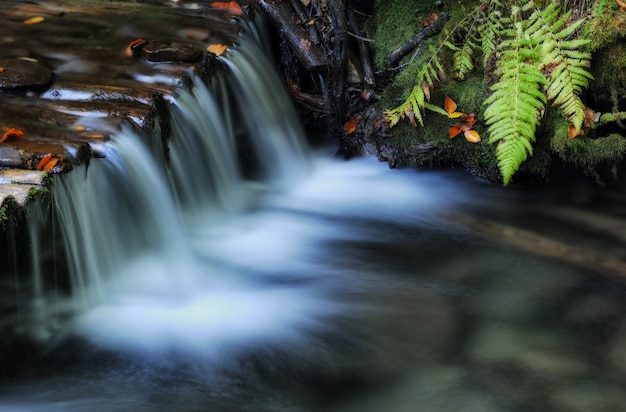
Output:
[
  {"xmin": 0, "ymin": 0, "xmax": 241, "ymax": 206},
  {"xmin": 0, "ymin": 146, "xmax": 22, "ymax": 167},
  {"xmin": 138, "ymin": 40, "xmax": 203, "ymax": 62},
  {"xmin": 0, "ymin": 58, "xmax": 53, "ymax": 90}
]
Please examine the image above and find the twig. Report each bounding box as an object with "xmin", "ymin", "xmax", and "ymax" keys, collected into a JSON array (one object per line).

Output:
[
  {"xmin": 447, "ymin": 211, "xmax": 626, "ymax": 285},
  {"xmin": 386, "ymin": 13, "xmax": 449, "ymax": 66},
  {"xmin": 348, "ymin": 7, "xmax": 375, "ymax": 86}
]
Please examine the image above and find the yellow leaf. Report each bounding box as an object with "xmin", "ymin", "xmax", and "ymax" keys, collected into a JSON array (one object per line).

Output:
[
  {"xmin": 207, "ymin": 44, "xmax": 227, "ymax": 56},
  {"xmin": 444, "ymin": 96, "xmax": 464, "ymax": 118},
  {"xmin": 23, "ymin": 16, "xmax": 45, "ymax": 25},
  {"xmin": 463, "ymin": 129, "xmax": 481, "ymax": 143}
]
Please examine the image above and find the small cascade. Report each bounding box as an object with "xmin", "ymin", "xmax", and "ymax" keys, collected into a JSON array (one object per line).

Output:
[
  {"xmin": 23, "ymin": 32, "xmax": 333, "ymax": 357},
  {"xmin": 223, "ymin": 36, "xmax": 312, "ymax": 186}
]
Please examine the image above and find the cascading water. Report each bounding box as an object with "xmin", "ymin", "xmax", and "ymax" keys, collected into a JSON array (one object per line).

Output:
[{"xmin": 25, "ymin": 35, "xmax": 337, "ymax": 359}]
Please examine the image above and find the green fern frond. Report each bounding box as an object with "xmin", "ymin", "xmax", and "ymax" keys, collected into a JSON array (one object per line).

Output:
[
  {"xmin": 385, "ymin": 7, "xmax": 482, "ymax": 128},
  {"xmin": 383, "ymin": 76, "xmax": 428, "ymax": 127},
  {"xmin": 480, "ymin": 12, "xmax": 501, "ymax": 67},
  {"xmin": 484, "ymin": 25, "xmax": 547, "ymax": 185},
  {"xmin": 527, "ymin": 4, "xmax": 593, "ymax": 131}
]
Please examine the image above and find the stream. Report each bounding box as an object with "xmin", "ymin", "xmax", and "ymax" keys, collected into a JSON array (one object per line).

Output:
[{"xmin": 1, "ymin": 1, "xmax": 626, "ymax": 411}]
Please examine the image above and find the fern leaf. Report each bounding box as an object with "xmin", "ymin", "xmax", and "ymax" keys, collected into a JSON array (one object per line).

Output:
[
  {"xmin": 484, "ymin": 27, "xmax": 546, "ymax": 185},
  {"xmin": 452, "ymin": 41, "xmax": 475, "ymax": 80},
  {"xmin": 384, "ymin": 83, "xmax": 427, "ymax": 126},
  {"xmin": 526, "ymin": 3, "xmax": 593, "ymax": 132}
]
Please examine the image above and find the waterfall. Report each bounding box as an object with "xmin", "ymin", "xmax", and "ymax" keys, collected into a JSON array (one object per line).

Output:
[{"xmin": 24, "ymin": 34, "xmax": 330, "ymax": 357}]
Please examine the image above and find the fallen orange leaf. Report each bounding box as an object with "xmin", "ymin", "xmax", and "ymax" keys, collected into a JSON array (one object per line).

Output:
[
  {"xmin": 463, "ymin": 129, "xmax": 481, "ymax": 143},
  {"xmin": 207, "ymin": 43, "xmax": 227, "ymax": 56},
  {"xmin": 343, "ymin": 117, "xmax": 361, "ymax": 135},
  {"xmin": 461, "ymin": 112, "xmax": 477, "ymax": 126},
  {"xmin": 23, "ymin": 16, "xmax": 45, "ymax": 25},
  {"xmin": 0, "ymin": 67, "xmax": 4, "ymax": 73},
  {"xmin": 444, "ymin": 96, "xmax": 464, "ymax": 119},
  {"xmin": 36, "ymin": 154, "xmax": 58, "ymax": 172},
  {"xmin": 568, "ymin": 124, "xmax": 583, "ymax": 139},
  {"xmin": 1, "ymin": 128, "xmax": 24, "ymax": 143},
  {"xmin": 449, "ymin": 126, "xmax": 462, "ymax": 138},
  {"xmin": 616, "ymin": 0, "xmax": 626, "ymax": 11},
  {"xmin": 125, "ymin": 38, "xmax": 145, "ymax": 57},
  {"xmin": 210, "ymin": 1, "xmax": 243, "ymax": 16}
]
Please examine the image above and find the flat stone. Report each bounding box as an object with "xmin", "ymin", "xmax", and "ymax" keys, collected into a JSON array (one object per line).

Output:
[
  {"xmin": 0, "ymin": 146, "xmax": 22, "ymax": 167},
  {"xmin": 0, "ymin": 58, "xmax": 53, "ymax": 90},
  {"xmin": 140, "ymin": 40, "xmax": 202, "ymax": 62},
  {"xmin": 0, "ymin": 169, "xmax": 46, "ymax": 186},
  {"xmin": 0, "ymin": 183, "xmax": 38, "ymax": 206}
]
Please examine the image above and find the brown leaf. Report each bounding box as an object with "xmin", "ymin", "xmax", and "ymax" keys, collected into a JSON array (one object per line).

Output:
[
  {"xmin": 568, "ymin": 124, "xmax": 580, "ymax": 139},
  {"xmin": 1, "ymin": 128, "xmax": 24, "ymax": 143},
  {"xmin": 421, "ymin": 81, "xmax": 431, "ymax": 102},
  {"xmin": 461, "ymin": 113, "xmax": 477, "ymax": 126},
  {"xmin": 449, "ymin": 125, "xmax": 462, "ymax": 138},
  {"xmin": 343, "ymin": 117, "xmax": 361, "ymax": 135},
  {"xmin": 125, "ymin": 39, "xmax": 145, "ymax": 57},
  {"xmin": 36, "ymin": 154, "xmax": 58, "ymax": 172},
  {"xmin": 210, "ymin": 1, "xmax": 243, "ymax": 16},
  {"xmin": 207, "ymin": 44, "xmax": 227, "ymax": 56},
  {"xmin": 444, "ymin": 96, "xmax": 464, "ymax": 118}
]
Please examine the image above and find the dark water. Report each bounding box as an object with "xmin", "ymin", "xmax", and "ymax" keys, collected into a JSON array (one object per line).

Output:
[{"xmin": 2, "ymin": 155, "xmax": 626, "ymax": 412}]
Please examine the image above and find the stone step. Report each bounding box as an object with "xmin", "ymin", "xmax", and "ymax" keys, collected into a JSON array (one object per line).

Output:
[{"xmin": 0, "ymin": 0, "xmax": 245, "ymax": 209}]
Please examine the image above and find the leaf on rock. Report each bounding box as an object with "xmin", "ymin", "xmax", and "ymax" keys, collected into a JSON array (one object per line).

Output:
[
  {"xmin": 210, "ymin": 1, "xmax": 243, "ymax": 16},
  {"xmin": 207, "ymin": 44, "xmax": 227, "ymax": 56},
  {"xmin": 23, "ymin": 16, "xmax": 45, "ymax": 25},
  {"xmin": 36, "ymin": 154, "xmax": 58, "ymax": 172},
  {"xmin": 343, "ymin": 117, "xmax": 361, "ymax": 135},
  {"xmin": 1, "ymin": 128, "xmax": 25, "ymax": 143},
  {"xmin": 125, "ymin": 38, "xmax": 145, "ymax": 57}
]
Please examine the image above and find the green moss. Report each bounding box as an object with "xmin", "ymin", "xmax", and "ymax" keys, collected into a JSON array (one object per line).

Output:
[
  {"xmin": 591, "ymin": 43, "xmax": 626, "ymax": 91},
  {"xmin": 0, "ymin": 196, "xmax": 21, "ymax": 230},
  {"xmin": 366, "ymin": 0, "xmax": 433, "ymax": 68},
  {"xmin": 551, "ymin": 132, "xmax": 626, "ymax": 169},
  {"xmin": 585, "ymin": 0, "xmax": 626, "ymax": 52}
]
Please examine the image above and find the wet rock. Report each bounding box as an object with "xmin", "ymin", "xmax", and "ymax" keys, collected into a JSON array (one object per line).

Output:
[
  {"xmin": 0, "ymin": 58, "xmax": 53, "ymax": 90},
  {"xmin": 609, "ymin": 320, "xmax": 626, "ymax": 375},
  {"xmin": 139, "ymin": 40, "xmax": 202, "ymax": 62},
  {"xmin": 467, "ymin": 321, "xmax": 590, "ymax": 378},
  {"xmin": 464, "ymin": 258, "xmax": 576, "ymax": 322},
  {"xmin": 0, "ymin": 147, "xmax": 22, "ymax": 167},
  {"xmin": 0, "ymin": 169, "xmax": 46, "ymax": 186},
  {"xmin": 551, "ymin": 381, "xmax": 626, "ymax": 412},
  {"xmin": 334, "ymin": 365, "xmax": 502, "ymax": 412}
]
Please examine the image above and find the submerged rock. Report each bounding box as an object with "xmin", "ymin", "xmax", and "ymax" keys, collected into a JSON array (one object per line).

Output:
[
  {"xmin": 0, "ymin": 58, "xmax": 53, "ymax": 90},
  {"xmin": 139, "ymin": 40, "xmax": 203, "ymax": 62}
]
